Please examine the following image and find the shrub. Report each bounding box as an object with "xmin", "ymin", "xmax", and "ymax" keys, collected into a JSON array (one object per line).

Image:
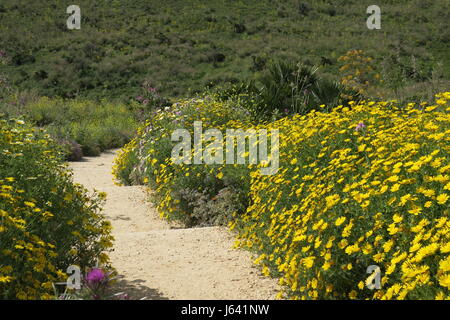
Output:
[
  {"xmin": 338, "ymin": 49, "xmax": 382, "ymax": 98},
  {"xmin": 0, "ymin": 97, "xmax": 138, "ymax": 158},
  {"xmin": 0, "ymin": 118, "xmax": 114, "ymax": 299},
  {"xmin": 114, "ymin": 91, "xmax": 450, "ymax": 299},
  {"xmin": 221, "ymin": 60, "xmax": 360, "ymax": 121},
  {"xmin": 132, "ymin": 82, "xmax": 172, "ymax": 121},
  {"xmin": 232, "ymin": 92, "xmax": 450, "ymax": 300},
  {"xmin": 113, "ymin": 97, "xmax": 252, "ymax": 226}
]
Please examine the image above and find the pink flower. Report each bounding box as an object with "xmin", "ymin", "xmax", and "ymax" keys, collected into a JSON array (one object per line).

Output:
[
  {"xmin": 355, "ymin": 122, "xmax": 366, "ymax": 132},
  {"xmin": 86, "ymin": 268, "xmax": 106, "ymax": 285}
]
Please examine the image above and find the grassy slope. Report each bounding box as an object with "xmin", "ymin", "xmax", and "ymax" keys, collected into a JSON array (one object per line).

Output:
[{"xmin": 0, "ymin": 0, "xmax": 449, "ymax": 100}]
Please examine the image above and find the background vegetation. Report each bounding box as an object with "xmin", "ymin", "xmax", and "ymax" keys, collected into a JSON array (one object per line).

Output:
[
  {"xmin": 0, "ymin": 0, "xmax": 449, "ymax": 102},
  {"xmin": 0, "ymin": 95, "xmax": 139, "ymax": 158}
]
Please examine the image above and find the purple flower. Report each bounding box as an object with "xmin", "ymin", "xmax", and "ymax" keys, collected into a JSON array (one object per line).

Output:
[
  {"xmin": 142, "ymin": 99, "xmax": 149, "ymax": 105},
  {"xmin": 355, "ymin": 122, "xmax": 366, "ymax": 132},
  {"xmin": 136, "ymin": 95, "xmax": 143, "ymax": 102},
  {"xmin": 86, "ymin": 268, "xmax": 106, "ymax": 285}
]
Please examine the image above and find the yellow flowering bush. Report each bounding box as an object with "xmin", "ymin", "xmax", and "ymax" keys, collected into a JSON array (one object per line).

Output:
[
  {"xmin": 233, "ymin": 92, "xmax": 450, "ymax": 300},
  {"xmin": 338, "ymin": 49, "xmax": 382, "ymax": 98},
  {"xmin": 113, "ymin": 97, "xmax": 253, "ymax": 225},
  {"xmin": 114, "ymin": 92, "xmax": 450, "ymax": 299},
  {"xmin": 0, "ymin": 118, "xmax": 114, "ymax": 299}
]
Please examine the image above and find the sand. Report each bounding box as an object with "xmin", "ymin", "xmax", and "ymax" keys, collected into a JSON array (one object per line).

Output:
[{"xmin": 69, "ymin": 150, "xmax": 279, "ymax": 300}]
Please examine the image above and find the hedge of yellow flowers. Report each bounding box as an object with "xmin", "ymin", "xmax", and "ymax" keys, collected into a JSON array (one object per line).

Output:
[
  {"xmin": 114, "ymin": 93, "xmax": 450, "ymax": 299},
  {"xmin": 233, "ymin": 92, "xmax": 450, "ymax": 300},
  {"xmin": 1, "ymin": 118, "xmax": 113, "ymax": 299},
  {"xmin": 113, "ymin": 97, "xmax": 253, "ymax": 225}
]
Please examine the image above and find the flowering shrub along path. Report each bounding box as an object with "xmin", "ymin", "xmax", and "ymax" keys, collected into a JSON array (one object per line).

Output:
[
  {"xmin": 113, "ymin": 94, "xmax": 450, "ymax": 300},
  {"xmin": 70, "ymin": 150, "xmax": 279, "ymax": 299}
]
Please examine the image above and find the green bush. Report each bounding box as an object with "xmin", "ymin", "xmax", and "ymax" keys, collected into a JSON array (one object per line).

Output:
[
  {"xmin": 0, "ymin": 97, "xmax": 138, "ymax": 158},
  {"xmin": 212, "ymin": 60, "xmax": 361, "ymax": 121},
  {"xmin": 1, "ymin": 0, "xmax": 448, "ymax": 100}
]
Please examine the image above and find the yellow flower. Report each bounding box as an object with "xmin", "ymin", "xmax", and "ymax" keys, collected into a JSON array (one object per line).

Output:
[
  {"xmin": 362, "ymin": 243, "xmax": 373, "ymax": 255},
  {"xmin": 387, "ymin": 175, "xmax": 399, "ymax": 183},
  {"xmin": 0, "ymin": 276, "xmax": 13, "ymax": 283},
  {"xmin": 302, "ymin": 256, "xmax": 315, "ymax": 269},
  {"xmin": 436, "ymin": 193, "xmax": 449, "ymax": 205},
  {"xmin": 435, "ymin": 292, "xmax": 446, "ymax": 300},
  {"xmin": 383, "ymin": 240, "xmax": 394, "ymax": 253},
  {"xmin": 349, "ymin": 290, "xmax": 357, "ymax": 299},
  {"xmin": 322, "ymin": 262, "xmax": 331, "ymax": 270},
  {"xmin": 393, "ymin": 214, "xmax": 403, "ymax": 223},
  {"xmin": 439, "ymin": 275, "xmax": 450, "ymax": 289},
  {"xmin": 338, "ymin": 239, "xmax": 348, "ymax": 249},
  {"xmin": 387, "ymin": 223, "xmax": 399, "ymax": 235},
  {"xmin": 373, "ymin": 253, "xmax": 385, "ymax": 263},
  {"xmin": 335, "ymin": 216, "xmax": 346, "ymax": 226},
  {"xmin": 408, "ymin": 207, "xmax": 422, "ymax": 215},
  {"xmin": 441, "ymin": 242, "xmax": 450, "ymax": 254},
  {"xmin": 390, "ymin": 184, "xmax": 400, "ymax": 192},
  {"xmin": 24, "ymin": 201, "xmax": 36, "ymax": 208},
  {"xmin": 342, "ymin": 221, "xmax": 353, "ymax": 237}
]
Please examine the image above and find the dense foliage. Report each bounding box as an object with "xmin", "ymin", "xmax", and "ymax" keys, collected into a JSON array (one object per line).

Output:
[
  {"xmin": 0, "ymin": 96, "xmax": 139, "ymax": 159},
  {"xmin": 0, "ymin": 0, "xmax": 448, "ymax": 101},
  {"xmin": 2, "ymin": 0, "xmax": 450, "ymax": 301},
  {"xmin": 114, "ymin": 92, "xmax": 450, "ymax": 299},
  {"xmin": 0, "ymin": 118, "xmax": 113, "ymax": 299}
]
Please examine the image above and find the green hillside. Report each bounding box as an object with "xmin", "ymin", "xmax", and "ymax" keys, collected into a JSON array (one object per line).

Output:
[{"xmin": 0, "ymin": 0, "xmax": 449, "ymax": 101}]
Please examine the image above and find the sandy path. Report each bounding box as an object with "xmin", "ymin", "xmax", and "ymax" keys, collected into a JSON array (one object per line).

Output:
[{"xmin": 69, "ymin": 150, "xmax": 279, "ymax": 300}]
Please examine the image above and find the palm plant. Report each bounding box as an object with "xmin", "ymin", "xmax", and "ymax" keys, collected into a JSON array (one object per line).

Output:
[
  {"xmin": 255, "ymin": 60, "xmax": 318, "ymax": 117},
  {"xmin": 254, "ymin": 60, "xmax": 356, "ymax": 118}
]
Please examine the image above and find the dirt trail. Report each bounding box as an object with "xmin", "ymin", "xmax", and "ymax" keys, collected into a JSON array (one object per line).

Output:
[{"xmin": 69, "ymin": 150, "xmax": 279, "ymax": 300}]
